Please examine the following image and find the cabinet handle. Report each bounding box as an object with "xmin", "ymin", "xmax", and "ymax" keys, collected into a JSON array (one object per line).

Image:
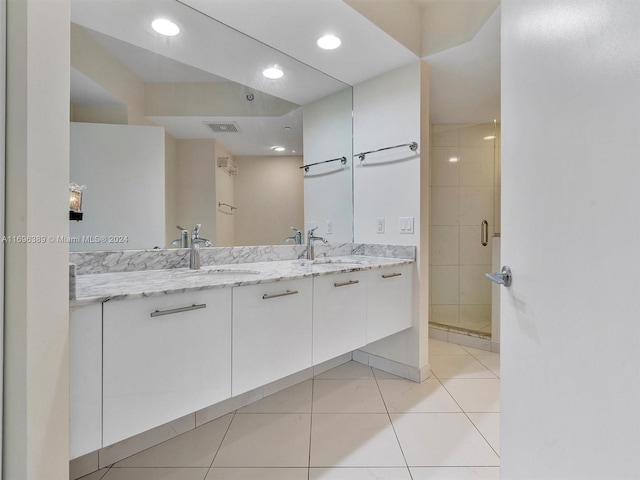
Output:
[
  {"xmin": 150, "ymin": 303, "xmax": 206, "ymax": 317},
  {"xmin": 382, "ymin": 273, "xmax": 402, "ymax": 279},
  {"xmin": 334, "ymin": 280, "xmax": 360, "ymax": 288},
  {"xmin": 262, "ymin": 290, "xmax": 299, "ymax": 300}
]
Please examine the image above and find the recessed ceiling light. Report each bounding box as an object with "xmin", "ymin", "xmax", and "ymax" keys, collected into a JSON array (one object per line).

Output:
[
  {"xmin": 317, "ymin": 34, "xmax": 341, "ymax": 50},
  {"xmin": 483, "ymin": 135, "xmax": 496, "ymax": 140},
  {"xmin": 151, "ymin": 18, "xmax": 180, "ymax": 36},
  {"xmin": 448, "ymin": 157, "xmax": 459, "ymax": 163},
  {"xmin": 263, "ymin": 65, "xmax": 284, "ymax": 79},
  {"xmin": 271, "ymin": 146, "xmax": 286, "ymax": 152}
]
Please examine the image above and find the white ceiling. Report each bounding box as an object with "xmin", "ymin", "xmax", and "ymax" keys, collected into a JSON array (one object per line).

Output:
[
  {"xmin": 70, "ymin": 0, "xmax": 501, "ymax": 153},
  {"xmin": 424, "ymin": 5, "xmax": 501, "ymax": 124}
]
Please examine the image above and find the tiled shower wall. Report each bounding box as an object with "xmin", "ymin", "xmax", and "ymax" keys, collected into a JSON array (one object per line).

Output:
[{"xmin": 430, "ymin": 123, "xmax": 501, "ymax": 334}]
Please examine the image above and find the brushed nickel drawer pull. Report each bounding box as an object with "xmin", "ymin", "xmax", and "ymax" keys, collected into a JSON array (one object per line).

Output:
[
  {"xmin": 150, "ymin": 304, "xmax": 206, "ymax": 317},
  {"xmin": 262, "ymin": 290, "xmax": 299, "ymax": 300},
  {"xmin": 334, "ymin": 280, "xmax": 360, "ymax": 288},
  {"xmin": 382, "ymin": 273, "xmax": 402, "ymax": 279}
]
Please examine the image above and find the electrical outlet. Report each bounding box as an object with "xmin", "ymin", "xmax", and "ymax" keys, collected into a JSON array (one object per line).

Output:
[
  {"xmin": 376, "ymin": 217, "xmax": 385, "ymax": 234},
  {"xmin": 326, "ymin": 220, "xmax": 333, "ymax": 235}
]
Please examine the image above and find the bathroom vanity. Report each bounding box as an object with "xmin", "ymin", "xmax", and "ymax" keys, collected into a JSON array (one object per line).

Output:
[{"xmin": 69, "ymin": 244, "xmax": 414, "ymax": 461}]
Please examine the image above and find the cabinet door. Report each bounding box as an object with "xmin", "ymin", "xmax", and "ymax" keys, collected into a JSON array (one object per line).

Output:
[
  {"xmin": 366, "ymin": 265, "xmax": 410, "ymax": 344},
  {"xmin": 103, "ymin": 289, "xmax": 231, "ymax": 446},
  {"xmin": 70, "ymin": 303, "xmax": 103, "ymax": 459},
  {"xmin": 313, "ymin": 271, "xmax": 366, "ymax": 365},
  {"xmin": 232, "ymin": 278, "xmax": 312, "ymax": 396}
]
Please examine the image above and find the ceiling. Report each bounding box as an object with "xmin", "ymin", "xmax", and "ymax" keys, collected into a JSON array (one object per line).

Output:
[{"xmin": 70, "ymin": 0, "xmax": 501, "ymax": 154}]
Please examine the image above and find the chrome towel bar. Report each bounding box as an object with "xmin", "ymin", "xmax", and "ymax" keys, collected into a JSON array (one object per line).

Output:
[
  {"xmin": 355, "ymin": 142, "xmax": 418, "ymax": 161},
  {"xmin": 300, "ymin": 156, "xmax": 347, "ymax": 173}
]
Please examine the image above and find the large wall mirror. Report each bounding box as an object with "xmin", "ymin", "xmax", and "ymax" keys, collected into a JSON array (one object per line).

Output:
[{"xmin": 69, "ymin": 0, "xmax": 353, "ymax": 251}]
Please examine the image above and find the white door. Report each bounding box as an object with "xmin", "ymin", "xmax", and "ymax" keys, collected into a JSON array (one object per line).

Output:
[{"xmin": 501, "ymin": 1, "xmax": 640, "ymax": 479}]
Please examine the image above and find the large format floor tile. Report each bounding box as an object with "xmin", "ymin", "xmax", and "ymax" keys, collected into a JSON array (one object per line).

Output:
[
  {"xmin": 467, "ymin": 412, "xmax": 500, "ymax": 454},
  {"xmin": 103, "ymin": 468, "xmax": 208, "ymax": 480},
  {"xmin": 314, "ymin": 361, "xmax": 375, "ymax": 380},
  {"xmin": 114, "ymin": 414, "xmax": 233, "ymax": 468},
  {"xmin": 430, "ymin": 355, "xmax": 498, "ymax": 379},
  {"xmin": 442, "ymin": 379, "xmax": 500, "ymax": 412},
  {"xmin": 213, "ymin": 414, "xmax": 311, "ymax": 467},
  {"xmin": 206, "ymin": 468, "xmax": 308, "ymax": 480},
  {"xmin": 77, "ymin": 342, "xmax": 501, "ymax": 480},
  {"xmin": 237, "ymin": 380, "xmax": 313, "ymax": 414},
  {"xmin": 310, "ymin": 413, "xmax": 406, "ymax": 467},
  {"xmin": 310, "ymin": 467, "xmax": 413, "ymax": 479},
  {"xmin": 313, "ymin": 379, "xmax": 386, "ymax": 413},
  {"xmin": 377, "ymin": 378, "xmax": 462, "ymax": 413},
  {"xmin": 410, "ymin": 466, "xmax": 500, "ymax": 479},
  {"xmin": 391, "ymin": 413, "xmax": 499, "ymax": 467}
]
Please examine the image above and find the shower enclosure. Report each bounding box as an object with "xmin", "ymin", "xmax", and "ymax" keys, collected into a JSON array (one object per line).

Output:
[{"xmin": 429, "ymin": 122, "xmax": 501, "ymax": 340}]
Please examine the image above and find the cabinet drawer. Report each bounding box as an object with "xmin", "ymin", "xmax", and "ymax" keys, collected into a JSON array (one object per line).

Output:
[
  {"xmin": 366, "ymin": 265, "xmax": 410, "ymax": 343},
  {"xmin": 232, "ymin": 278, "xmax": 312, "ymax": 395},
  {"xmin": 313, "ymin": 271, "xmax": 367, "ymax": 365},
  {"xmin": 102, "ymin": 289, "xmax": 231, "ymax": 446}
]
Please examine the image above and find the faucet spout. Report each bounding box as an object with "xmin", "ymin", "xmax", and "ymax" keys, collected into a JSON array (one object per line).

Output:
[
  {"xmin": 306, "ymin": 227, "xmax": 327, "ymax": 261},
  {"xmin": 190, "ymin": 224, "xmax": 204, "ymax": 270}
]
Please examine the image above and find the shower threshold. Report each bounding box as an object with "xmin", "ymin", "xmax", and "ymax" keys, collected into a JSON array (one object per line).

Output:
[{"xmin": 430, "ymin": 322, "xmax": 497, "ymax": 352}]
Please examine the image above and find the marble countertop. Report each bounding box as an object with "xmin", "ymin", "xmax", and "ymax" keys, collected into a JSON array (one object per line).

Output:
[{"xmin": 71, "ymin": 256, "xmax": 414, "ymax": 306}]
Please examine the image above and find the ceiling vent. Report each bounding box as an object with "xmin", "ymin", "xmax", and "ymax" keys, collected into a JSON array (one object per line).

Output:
[{"xmin": 204, "ymin": 121, "xmax": 242, "ymax": 133}]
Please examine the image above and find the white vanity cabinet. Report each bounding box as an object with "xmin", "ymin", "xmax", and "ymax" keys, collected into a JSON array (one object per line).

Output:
[
  {"xmin": 232, "ymin": 278, "xmax": 313, "ymax": 395},
  {"xmin": 366, "ymin": 265, "xmax": 410, "ymax": 343},
  {"xmin": 313, "ymin": 271, "xmax": 367, "ymax": 365},
  {"xmin": 70, "ymin": 303, "xmax": 103, "ymax": 459},
  {"xmin": 102, "ymin": 289, "xmax": 232, "ymax": 446}
]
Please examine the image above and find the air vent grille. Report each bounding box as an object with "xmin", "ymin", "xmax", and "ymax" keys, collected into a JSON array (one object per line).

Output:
[{"xmin": 204, "ymin": 121, "xmax": 241, "ymax": 133}]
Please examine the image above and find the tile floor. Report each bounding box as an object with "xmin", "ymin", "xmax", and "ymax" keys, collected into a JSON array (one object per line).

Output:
[{"xmin": 81, "ymin": 339, "xmax": 500, "ymax": 480}]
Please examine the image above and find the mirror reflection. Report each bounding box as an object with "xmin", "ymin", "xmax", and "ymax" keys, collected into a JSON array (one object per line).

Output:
[{"xmin": 69, "ymin": 0, "xmax": 353, "ymax": 251}]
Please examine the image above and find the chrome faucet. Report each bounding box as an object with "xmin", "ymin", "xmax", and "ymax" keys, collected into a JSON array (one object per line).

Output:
[
  {"xmin": 171, "ymin": 225, "xmax": 189, "ymax": 248},
  {"xmin": 306, "ymin": 226, "xmax": 327, "ymax": 260},
  {"xmin": 284, "ymin": 227, "xmax": 302, "ymax": 245},
  {"xmin": 189, "ymin": 224, "xmax": 212, "ymax": 270}
]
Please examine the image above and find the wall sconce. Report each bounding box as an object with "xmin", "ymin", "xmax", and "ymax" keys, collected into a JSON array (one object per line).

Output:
[{"xmin": 69, "ymin": 182, "xmax": 85, "ymax": 221}]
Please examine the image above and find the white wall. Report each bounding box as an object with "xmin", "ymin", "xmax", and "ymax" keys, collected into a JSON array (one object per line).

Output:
[
  {"xmin": 70, "ymin": 123, "xmax": 165, "ymax": 251},
  {"xmin": 4, "ymin": 0, "xmax": 70, "ymax": 477},
  {"xmin": 175, "ymin": 139, "xmax": 217, "ymax": 243},
  {"xmin": 234, "ymin": 156, "xmax": 303, "ymax": 246},
  {"xmin": 502, "ymin": 1, "xmax": 640, "ymax": 478},
  {"xmin": 215, "ymin": 143, "xmax": 235, "ymax": 247},
  {"xmin": 303, "ymin": 87, "xmax": 353, "ymax": 242},
  {"xmin": 353, "ymin": 61, "xmax": 429, "ymax": 372}
]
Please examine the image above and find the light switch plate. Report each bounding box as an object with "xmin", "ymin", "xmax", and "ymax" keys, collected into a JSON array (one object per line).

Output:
[
  {"xmin": 399, "ymin": 216, "xmax": 414, "ymax": 234},
  {"xmin": 376, "ymin": 217, "xmax": 385, "ymax": 234}
]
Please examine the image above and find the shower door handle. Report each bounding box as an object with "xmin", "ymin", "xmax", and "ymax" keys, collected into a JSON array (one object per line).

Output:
[
  {"xmin": 481, "ymin": 220, "xmax": 489, "ymax": 246},
  {"xmin": 485, "ymin": 265, "xmax": 512, "ymax": 287}
]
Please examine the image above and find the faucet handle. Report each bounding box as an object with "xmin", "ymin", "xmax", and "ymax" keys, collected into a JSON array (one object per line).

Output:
[
  {"xmin": 307, "ymin": 226, "xmax": 318, "ymax": 236},
  {"xmin": 192, "ymin": 224, "xmax": 202, "ymax": 238},
  {"xmin": 291, "ymin": 226, "xmax": 301, "ymax": 233}
]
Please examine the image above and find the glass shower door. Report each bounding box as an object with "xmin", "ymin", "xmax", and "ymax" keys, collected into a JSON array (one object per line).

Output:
[{"xmin": 429, "ymin": 122, "xmax": 501, "ymax": 337}]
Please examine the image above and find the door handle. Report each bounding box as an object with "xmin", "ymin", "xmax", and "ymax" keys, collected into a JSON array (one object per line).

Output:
[
  {"xmin": 485, "ymin": 265, "xmax": 512, "ymax": 287},
  {"xmin": 481, "ymin": 220, "xmax": 489, "ymax": 246}
]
